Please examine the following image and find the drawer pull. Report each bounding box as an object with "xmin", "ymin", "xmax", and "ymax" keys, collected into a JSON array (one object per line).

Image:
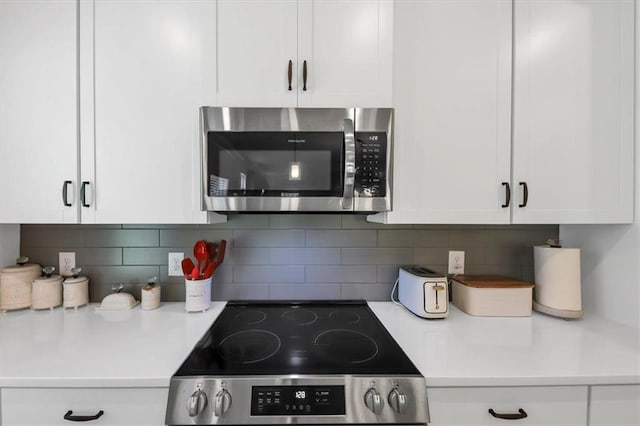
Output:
[
  {"xmin": 64, "ymin": 410, "xmax": 104, "ymax": 422},
  {"xmin": 488, "ymin": 408, "xmax": 527, "ymax": 420}
]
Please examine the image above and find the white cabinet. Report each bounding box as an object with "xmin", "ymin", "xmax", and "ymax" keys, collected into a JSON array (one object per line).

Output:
[
  {"xmin": 1, "ymin": 387, "xmax": 167, "ymax": 425},
  {"xmin": 78, "ymin": 0, "xmax": 214, "ymax": 224},
  {"xmin": 373, "ymin": 0, "xmax": 512, "ymax": 224},
  {"xmin": 589, "ymin": 385, "xmax": 640, "ymax": 426},
  {"xmin": 215, "ymin": 0, "xmax": 392, "ymax": 108},
  {"xmin": 0, "ymin": 0, "xmax": 79, "ymax": 224},
  {"xmin": 373, "ymin": 0, "xmax": 634, "ymax": 225},
  {"xmin": 427, "ymin": 386, "xmax": 588, "ymax": 425},
  {"xmin": 512, "ymin": 0, "xmax": 634, "ymax": 224}
]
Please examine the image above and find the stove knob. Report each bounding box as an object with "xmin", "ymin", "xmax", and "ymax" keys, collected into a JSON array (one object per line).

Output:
[
  {"xmin": 187, "ymin": 389, "xmax": 207, "ymax": 417},
  {"xmin": 388, "ymin": 388, "xmax": 407, "ymax": 413},
  {"xmin": 364, "ymin": 388, "xmax": 384, "ymax": 414},
  {"xmin": 214, "ymin": 389, "xmax": 232, "ymax": 417}
]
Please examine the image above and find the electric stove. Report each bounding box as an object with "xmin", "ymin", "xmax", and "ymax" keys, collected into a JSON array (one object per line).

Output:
[{"xmin": 165, "ymin": 301, "xmax": 429, "ymax": 425}]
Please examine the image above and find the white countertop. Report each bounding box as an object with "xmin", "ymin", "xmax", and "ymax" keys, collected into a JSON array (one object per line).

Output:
[{"xmin": 1, "ymin": 302, "xmax": 638, "ymax": 389}]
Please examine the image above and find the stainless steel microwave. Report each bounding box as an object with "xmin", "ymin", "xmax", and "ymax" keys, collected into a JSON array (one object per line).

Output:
[{"xmin": 201, "ymin": 107, "xmax": 392, "ymax": 213}]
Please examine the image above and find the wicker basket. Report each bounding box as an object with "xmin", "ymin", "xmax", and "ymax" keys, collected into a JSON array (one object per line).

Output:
[
  {"xmin": 32, "ymin": 275, "xmax": 63, "ymax": 310},
  {"xmin": 0, "ymin": 263, "xmax": 41, "ymax": 312}
]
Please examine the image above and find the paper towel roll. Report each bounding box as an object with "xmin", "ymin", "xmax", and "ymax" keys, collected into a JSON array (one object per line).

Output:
[{"xmin": 533, "ymin": 246, "xmax": 582, "ymax": 317}]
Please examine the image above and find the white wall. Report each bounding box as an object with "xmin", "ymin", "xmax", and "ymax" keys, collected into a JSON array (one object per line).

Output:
[
  {"xmin": 558, "ymin": 5, "xmax": 639, "ymax": 329},
  {"xmin": 0, "ymin": 224, "xmax": 20, "ymax": 267}
]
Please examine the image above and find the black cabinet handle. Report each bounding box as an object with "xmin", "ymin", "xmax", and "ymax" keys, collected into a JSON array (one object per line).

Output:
[
  {"xmin": 64, "ymin": 410, "xmax": 104, "ymax": 422},
  {"xmin": 518, "ymin": 182, "xmax": 528, "ymax": 207},
  {"xmin": 80, "ymin": 181, "xmax": 90, "ymax": 207},
  {"xmin": 488, "ymin": 408, "xmax": 527, "ymax": 420},
  {"xmin": 302, "ymin": 60, "xmax": 308, "ymax": 91},
  {"xmin": 501, "ymin": 182, "xmax": 511, "ymax": 208},
  {"xmin": 287, "ymin": 60, "xmax": 292, "ymax": 91},
  {"xmin": 62, "ymin": 181, "xmax": 72, "ymax": 207}
]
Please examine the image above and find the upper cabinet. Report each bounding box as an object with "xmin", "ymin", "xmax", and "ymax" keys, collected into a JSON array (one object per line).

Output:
[
  {"xmin": 372, "ymin": 0, "xmax": 634, "ymax": 225},
  {"xmin": 512, "ymin": 0, "xmax": 634, "ymax": 224},
  {"xmin": 79, "ymin": 0, "xmax": 214, "ymax": 224},
  {"xmin": 0, "ymin": 0, "xmax": 79, "ymax": 224},
  {"xmin": 215, "ymin": 0, "xmax": 392, "ymax": 108}
]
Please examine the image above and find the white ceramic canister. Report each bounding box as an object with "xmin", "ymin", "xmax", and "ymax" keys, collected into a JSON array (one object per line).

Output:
[
  {"xmin": 0, "ymin": 258, "xmax": 41, "ymax": 312},
  {"xmin": 141, "ymin": 277, "xmax": 161, "ymax": 311},
  {"xmin": 31, "ymin": 266, "xmax": 63, "ymax": 310},
  {"xmin": 185, "ymin": 277, "xmax": 211, "ymax": 312},
  {"xmin": 63, "ymin": 268, "xmax": 90, "ymax": 309}
]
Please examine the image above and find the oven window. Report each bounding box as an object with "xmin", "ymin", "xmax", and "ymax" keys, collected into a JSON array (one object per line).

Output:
[{"xmin": 207, "ymin": 131, "xmax": 343, "ymax": 197}]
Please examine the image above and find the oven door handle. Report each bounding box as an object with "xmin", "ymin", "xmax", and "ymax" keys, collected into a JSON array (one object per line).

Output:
[{"xmin": 341, "ymin": 118, "xmax": 356, "ymax": 210}]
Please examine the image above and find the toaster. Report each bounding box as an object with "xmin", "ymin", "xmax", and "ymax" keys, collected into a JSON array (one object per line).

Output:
[{"xmin": 395, "ymin": 266, "xmax": 449, "ymax": 319}]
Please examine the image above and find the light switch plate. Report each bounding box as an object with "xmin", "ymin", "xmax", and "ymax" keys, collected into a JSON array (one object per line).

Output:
[
  {"xmin": 448, "ymin": 250, "xmax": 465, "ymax": 275},
  {"xmin": 168, "ymin": 252, "xmax": 184, "ymax": 276},
  {"xmin": 59, "ymin": 252, "xmax": 76, "ymax": 277}
]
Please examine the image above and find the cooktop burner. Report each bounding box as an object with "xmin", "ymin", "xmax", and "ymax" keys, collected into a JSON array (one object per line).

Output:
[{"xmin": 174, "ymin": 300, "xmax": 420, "ymax": 376}]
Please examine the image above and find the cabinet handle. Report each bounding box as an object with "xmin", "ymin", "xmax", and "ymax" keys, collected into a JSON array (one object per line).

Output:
[
  {"xmin": 302, "ymin": 60, "xmax": 308, "ymax": 91},
  {"xmin": 62, "ymin": 181, "xmax": 72, "ymax": 207},
  {"xmin": 501, "ymin": 182, "xmax": 511, "ymax": 208},
  {"xmin": 80, "ymin": 181, "xmax": 91, "ymax": 208},
  {"xmin": 63, "ymin": 410, "xmax": 104, "ymax": 422},
  {"xmin": 488, "ymin": 408, "xmax": 527, "ymax": 420},
  {"xmin": 518, "ymin": 182, "xmax": 528, "ymax": 207},
  {"xmin": 287, "ymin": 60, "xmax": 292, "ymax": 91}
]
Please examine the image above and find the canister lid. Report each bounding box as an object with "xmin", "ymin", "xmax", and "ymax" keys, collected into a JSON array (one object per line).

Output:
[
  {"xmin": 64, "ymin": 275, "xmax": 88, "ymax": 285},
  {"xmin": 1, "ymin": 263, "xmax": 41, "ymax": 274},
  {"xmin": 34, "ymin": 275, "xmax": 64, "ymax": 285},
  {"xmin": 454, "ymin": 275, "xmax": 534, "ymax": 289}
]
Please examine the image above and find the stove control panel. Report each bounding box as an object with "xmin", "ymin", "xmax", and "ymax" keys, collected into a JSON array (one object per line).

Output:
[{"xmin": 251, "ymin": 386, "xmax": 345, "ymax": 416}]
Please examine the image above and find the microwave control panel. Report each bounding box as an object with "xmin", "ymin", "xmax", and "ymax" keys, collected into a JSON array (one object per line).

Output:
[{"xmin": 354, "ymin": 132, "xmax": 387, "ymax": 197}]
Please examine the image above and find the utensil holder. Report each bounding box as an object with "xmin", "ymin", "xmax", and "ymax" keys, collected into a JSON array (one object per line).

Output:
[{"xmin": 185, "ymin": 277, "xmax": 211, "ymax": 312}]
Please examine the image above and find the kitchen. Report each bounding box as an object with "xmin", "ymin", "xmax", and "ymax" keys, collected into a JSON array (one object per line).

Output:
[{"xmin": 0, "ymin": 0, "xmax": 639, "ymax": 425}]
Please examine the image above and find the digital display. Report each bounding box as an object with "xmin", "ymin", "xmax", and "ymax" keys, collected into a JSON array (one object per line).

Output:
[
  {"xmin": 251, "ymin": 386, "xmax": 345, "ymax": 416},
  {"xmin": 295, "ymin": 390, "xmax": 306, "ymax": 399}
]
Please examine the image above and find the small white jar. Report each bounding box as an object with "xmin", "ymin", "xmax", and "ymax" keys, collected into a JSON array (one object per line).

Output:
[{"xmin": 141, "ymin": 279, "xmax": 161, "ymax": 311}]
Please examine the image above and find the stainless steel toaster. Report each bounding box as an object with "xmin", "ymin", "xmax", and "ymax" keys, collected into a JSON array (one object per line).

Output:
[{"xmin": 395, "ymin": 266, "xmax": 448, "ymax": 319}]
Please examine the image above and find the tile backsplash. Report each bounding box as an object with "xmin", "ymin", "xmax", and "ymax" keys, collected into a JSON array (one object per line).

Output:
[{"xmin": 20, "ymin": 215, "xmax": 558, "ymax": 302}]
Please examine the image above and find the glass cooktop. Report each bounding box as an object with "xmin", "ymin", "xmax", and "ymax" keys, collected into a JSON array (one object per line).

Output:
[{"xmin": 174, "ymin": 300, "xmax": 420, "ymax": 376}]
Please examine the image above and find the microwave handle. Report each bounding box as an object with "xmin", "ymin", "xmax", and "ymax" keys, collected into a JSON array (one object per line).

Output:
[{"xmin": 341, "ymin": 118, "xmax": 355, "ymax": 210}]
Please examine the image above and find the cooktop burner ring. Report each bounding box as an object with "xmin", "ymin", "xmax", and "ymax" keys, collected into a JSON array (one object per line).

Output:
[
  {"xmin": 233, "ymin": 309, "xmax": 267, "ymax": 325},
  {"xmin": 281, "ymin": 308, "xmax": 318, "ymax": 325},
  {"xmin": 218, "ymin": 329, "xmax": 282, "ymax": 364},
  {"xmin": 329, "ymin": 310, "xmax": 361, "ymax": 324},
  {"xmin": 313, "ymin": 328, "xmax": 379, "ymax": 364}
]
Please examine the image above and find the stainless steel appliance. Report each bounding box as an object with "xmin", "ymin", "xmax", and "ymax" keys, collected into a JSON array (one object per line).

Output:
[
  {"xmin": 201, "ymin": 108, "xmax": 393, "ymax": 213},
  {"xmin": 394, "ymin": 266, "xmax": 449, "ymax": 319},
  {"xmin": 165, "ymin": 301, "xmax": 429, "ymax": 425}
]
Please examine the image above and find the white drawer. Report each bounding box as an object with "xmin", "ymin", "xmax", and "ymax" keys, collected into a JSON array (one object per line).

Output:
[
  {"xmin": 1, "ymin": 387, "xmax": 167, "ymax": 425},
  {"xmin": 427, "ymin": 386, "xmax": 588, "ymax": 425},
  {"xmin": 589, "ymin": 385, "xmax": 640, "ymax": 426}
]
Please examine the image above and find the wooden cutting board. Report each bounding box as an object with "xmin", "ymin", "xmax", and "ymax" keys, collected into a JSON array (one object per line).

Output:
[{"xmin": 453, "ymin": 275, "xmax": 534, "ymax": 289}]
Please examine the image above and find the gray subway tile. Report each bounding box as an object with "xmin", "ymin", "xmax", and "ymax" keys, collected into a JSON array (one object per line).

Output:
[
  {"xmin": 485, "ymin": 246, "xmax": 534, "ymax": 266},
  {"xmin": 77, "ymin": 248, "xmax": 122, "ymax": 266},
  {"xmin": 412, "ymin": 248, "xmax": 449, "ymax": 265},
  {"xmin": 228, "ymin": 248, "xmax": 271, "ymax": 265},
  {"xmin": 269, "ymin": 283, "xmax": 342, "ymax": 300},
  {"xmin": 21, "ymin": 229, "xmax": 84, "ymax": 248},
  {"xmin": 163, "ymin": 284, "xmax": 186, "ymax": 301},
  {"xmin": 306, "ymin": 230, "xmax": 376, "ymax": 248},
  {"xmin": 83, "ymin": 265, "xmax": 160, "ymax": 287},
  {"xmin": 124, "ymin": 247, "xmax": 189, "ymax": 266},
  {"xmin": 341, "ymin": 283, "xmax": 394, "ymax": 300},
  {"xmin": 464, "ymin": 263, "xmax": 523, "ymax": 279},
  {"xmin": 378, "ymin": 230, "xmax": 449, "ymax": 247},
  {"xmin": 234, "ymin": 266, "xmax": 305, "ymax": 283},
  {"xmin": 341, "ymin": 248, "xmax": 412, "ymax": 265},
  {"xmin": 85, "ymin": 229, "xmax": 159, "ymax": 247},
  {"xmin": 269, "ymin": 214, "xmax": 341, "ymax": 229},
  {"xmin": 376, "ymin": 265, "xmax": 400, "ymax": 284},
  {"xmin": 306, "ymin": 266, "xmax": 377, "ymax": 283},
  {"xmin": 233, "ymin": 230, "xmax": 305, "ymax": 248},
  {"xmin": 270, "ymin": 248, "xmax": 340, "ymax": 265},
  {"xmin": 212, "ymin": 283, "xmax": 270, "ymax": 300},
  {"xmin": 160, "ymin": 230, "xmax": 232, "ymax": 247}
]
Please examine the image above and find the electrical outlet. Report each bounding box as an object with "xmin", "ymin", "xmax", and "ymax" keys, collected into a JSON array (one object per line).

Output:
[
  {"xmin": 168, "ymin": 252, "xmax": 184, "ymax": 277},
  {"xmin": 448, "ymin": 250, "xmax": 465, "ymax": 275},
  {"xmin": 59, "ymin": 252, "xmax": 76, "ymax": 277}
]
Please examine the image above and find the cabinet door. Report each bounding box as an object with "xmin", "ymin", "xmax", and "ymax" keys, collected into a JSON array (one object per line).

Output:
[
  {"xmin": 512, "ymin": 0, "xmax": 634, "ymax": 224},
  {"xmin": 0, "ymin": 0, "xmax": 79, "ymax": 224},
  {"xmin": 215, "ymin": 0, "xmax": 297, "ymax": 107},
  {"xmin": 371, "ymin": 0, "xmax": 512, "ymax": 224},
  {"xmin": 590, "ymin": 385, "xmax": 640, "ymax": 426},
  {"xmin": 80, "ymin": 0, "xmax": 215, "ymax": 224},
  {"xmin": 297, "ymin": 0, "xmax": 392, "ymax": 107}
]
